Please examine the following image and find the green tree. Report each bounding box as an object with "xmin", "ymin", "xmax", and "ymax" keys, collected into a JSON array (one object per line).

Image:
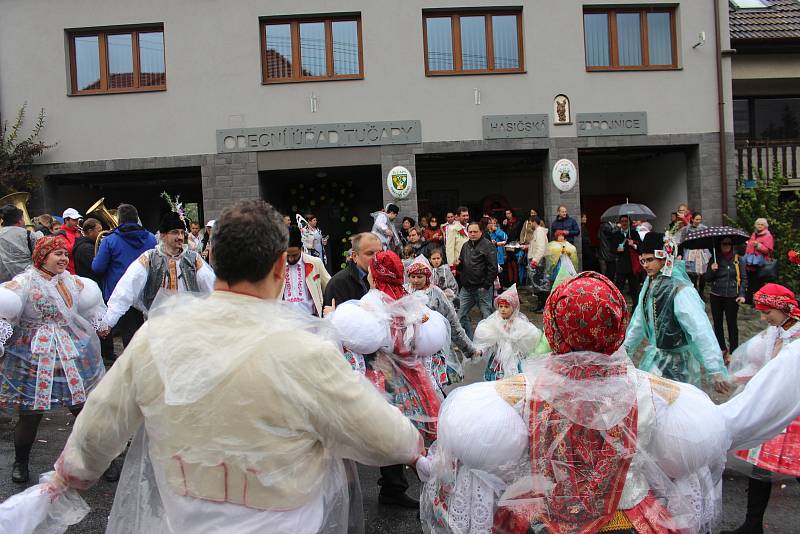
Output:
[
  {"xmin": 0, "ymin": 103, "xmax": 54, "ymax": 197},
  {"xmin": 726, "ymin": 162, "xmax": 800, "ymax": 290}
]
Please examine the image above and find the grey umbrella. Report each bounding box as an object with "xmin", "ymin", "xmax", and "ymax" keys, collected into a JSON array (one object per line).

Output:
[{"xmin": 600, "ymin": 202, "xmax": 657, "ymax": 223}]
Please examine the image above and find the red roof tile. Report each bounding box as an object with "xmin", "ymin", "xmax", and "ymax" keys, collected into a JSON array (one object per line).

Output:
[{"xmin": 730, "ymin": 0, "xmax": 800, "ymax": 41}]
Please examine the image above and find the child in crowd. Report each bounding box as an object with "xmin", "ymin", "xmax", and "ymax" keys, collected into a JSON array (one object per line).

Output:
[
  {"xmin": 406, "ymin": 256, "xmax": 479, "ymax": 390},
  {"xmin": 402, "ymin": 243, "xmax": 415, "ymax": 280},
  {"xmin": 429, "ymin": 248, "xmax": 458, "ymax": 302},
  {"xmin": 473, "ymin": 284, "xmax": 545, "ymax": 381}
]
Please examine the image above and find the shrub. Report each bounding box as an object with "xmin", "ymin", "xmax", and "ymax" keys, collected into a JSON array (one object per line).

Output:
[{"xmin": 726, "ymin": 162, "xmax": 800, "ymax": 290}]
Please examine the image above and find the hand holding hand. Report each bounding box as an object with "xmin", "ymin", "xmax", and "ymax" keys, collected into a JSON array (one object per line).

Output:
[
  {"xmin": 710, "ymin": 263, "xmax": 719, "ymax": 271},
  {"xmin": 712, "ymin": 374, "xmax": 731, "ymax": 395}
]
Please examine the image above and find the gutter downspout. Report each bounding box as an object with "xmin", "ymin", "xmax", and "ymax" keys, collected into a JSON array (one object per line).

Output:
[{"xmin": 714, "ymin": 0, "xmax": 729, "ymax": 217}]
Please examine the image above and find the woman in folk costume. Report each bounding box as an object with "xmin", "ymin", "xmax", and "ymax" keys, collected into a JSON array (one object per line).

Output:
[
  {"xmin": 0, "ymin": 236, "xmax": 106, "ymax": 483},
  {"xmin": 722, "ymin": 283, "xmax": 800, "ymax": 534},
  {"xmin": 330, "ymin": 250, "xmax": 449, "ymax": 443},
  {"xmin": 473, "ymin": 284, "xmax": 544, "ymax": 381},
  {"xmin": 419, "ymin": 272, "xmax": 800, "ymax": 534},
  {"xmin": 405, "ymin": 255, "xmax": 477, "ymax": 389}
]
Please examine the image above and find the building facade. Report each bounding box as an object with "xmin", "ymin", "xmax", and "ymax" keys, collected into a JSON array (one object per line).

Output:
[
  {"xmin": 0, "ymin": 0, "xmax": 736, "ymax": 269},
  {"xmin": 730, "ymin": 0, "xmax": 800, "ymax": 191}
]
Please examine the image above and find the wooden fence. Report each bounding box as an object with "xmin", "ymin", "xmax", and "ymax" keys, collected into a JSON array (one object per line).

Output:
[{"xmin": 736, "ymin": 140, "xmax": 800, "ymax": 190}]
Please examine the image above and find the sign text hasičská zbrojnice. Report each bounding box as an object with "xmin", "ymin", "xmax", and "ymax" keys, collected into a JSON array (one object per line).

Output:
[
  {"xmin": 216, "ymin": 121, "xmax": 422, "ymax": 153},
  {"xmin": 575, "ymin": 112, "xmax": 647, "ymax": 137}
]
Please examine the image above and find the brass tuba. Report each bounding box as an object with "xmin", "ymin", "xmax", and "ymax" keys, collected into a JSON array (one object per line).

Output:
[
  {"xmin": 0, "ymin": 192, "xmax": 32, "ymax": 227},
  {"xmin": 86, "ymin": 197, "xmax": 119, "ymax": 254}
]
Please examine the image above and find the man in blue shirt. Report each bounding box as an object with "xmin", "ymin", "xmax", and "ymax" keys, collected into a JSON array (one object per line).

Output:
[{"xmin": 92, "ymin": 203, "xmax": 157, "ymax": 349}]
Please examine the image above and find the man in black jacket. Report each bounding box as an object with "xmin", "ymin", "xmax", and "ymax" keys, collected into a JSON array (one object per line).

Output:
[
  {"xmin": 73, "ymin": 218, "xmax": 103, "ymax": 285},
  {"xmin": 323, "ymin": 232, "xmax": 380, "ymax": 308},
  {"xmin": 613, "ymin": 215, "xmax": 643, "ymax": 308},
  {"xmin": 597, "ymin": 219, "xmax": 619, "ymax": 281},
  {"xmin": 457, "ymin": 222, "xmax": 499, "ymax": 338},
  {"xmin": 321, "ymin": 231, "xmax": 419, "ymax": 509}
]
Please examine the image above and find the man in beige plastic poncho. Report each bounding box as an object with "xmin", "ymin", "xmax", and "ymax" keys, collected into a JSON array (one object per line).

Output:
[{"xmin": 8, "ymin": 199, "xmax": 423, "ymax": 534}]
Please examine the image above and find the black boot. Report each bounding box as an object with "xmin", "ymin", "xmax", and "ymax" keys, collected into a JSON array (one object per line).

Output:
[
  {"xmin": 721, "ymin": 477, "xmax": 771, "ymax": 534},
  {"xmin": 11, "ymin": 461, "xmax": 29, "ymax": 483}
]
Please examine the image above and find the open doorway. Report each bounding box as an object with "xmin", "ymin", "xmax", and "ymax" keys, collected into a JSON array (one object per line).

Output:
[
  {"xmin": 48, "ymin": 167, "xmax": 203, "ymax": 231},
  {"xmin": 579, "ymin": 147, "xmax": 689, "ymax": 239},
  {"xmin": 260, "ymin": 165, "xmax": 383, "ymax": 273},
  {"xmin": 416, "ymin": 150, "xmax": 546, "ymax": 224}
]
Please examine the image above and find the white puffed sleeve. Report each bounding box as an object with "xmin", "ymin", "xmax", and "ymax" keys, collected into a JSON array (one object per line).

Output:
[
  {"xmin": 75, "ymin": 277, "xmax": 107, "ymax": 330},
  {"xmin": 0, "ymin": 286, "xmax": 23, "ymax": 324},
  {"xmin": 728, "ymin": 330, "xmax": 771, "ymax": 385},
  {"xmin": 195, "ymin": 260, "xmax": 216, "ymax": 295},
  {"xmin": 721, "ymin": 340, "xmax": 800, "ymax": 451},
  {"xmin": 330, "ymin": 300, "xmax": 390, "ymax": 355},
  {"xmin": 647, "ymin": 378, "xmax": 729, "ymax": 478},
  {"xmin": 0, "ymin": 286, "xmax": 22, "ymax": 353},
  {"xmin": 437, "ymin": 381, "xmax": 527, "ymax": 476},
  {"xmin": 103, "ymin": 257, "xmax": 149, "ymax": 329},
  {"xmin": 414, "ymin": 309, "xmax": 449, "ymax": 358}
]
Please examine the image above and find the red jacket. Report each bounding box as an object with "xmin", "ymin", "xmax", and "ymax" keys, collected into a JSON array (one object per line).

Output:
[{"xmin": 61, "ymin": 225, "xmax": 81, "ymax": 274}]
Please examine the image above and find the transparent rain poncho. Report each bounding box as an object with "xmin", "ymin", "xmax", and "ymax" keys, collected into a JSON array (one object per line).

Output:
[
  {"xmin": 473, "ymin": 285, "xmax": 544, "ymax": 382},
  {"xmin": 627, "ymin": 260, "xmax": 728, "ymax": 386},
  {"xmin": 0, "ymin": 291, "xmax": 423, "ymax": 534},
  {"xmin": 330, "ymin": 289, "xmax": 450, "ymax": 442},
  {"xmin": 420, "ymin": 349, "xmax": 734, "ymax": 534},
  {"xmin": 724, "ymin": 322, "xmax": 800, "ymax": 480}
]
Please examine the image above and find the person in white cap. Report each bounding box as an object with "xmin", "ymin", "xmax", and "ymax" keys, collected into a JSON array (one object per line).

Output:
[{"xmin": 61, "ymin": 208, "xmax": 83, "ymax": 274}]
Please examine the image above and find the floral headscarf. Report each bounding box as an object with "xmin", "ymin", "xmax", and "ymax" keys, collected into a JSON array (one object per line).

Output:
[
  {"xmin": 405, "ymin": 255, "xmax": 433, "ymax": 289},
  {"xmin": 32, "ymin": 236, "xmax": 69, "ymax": 270},
  {"xmin": 754, "ymin": 283, "xmax": 800, "ymax": 321},
  {"xmin": 543, "ymin": 272, "xmax": 628, "ymax": 355},
  {"xmin": 370, "ymin": 250, "xmax": 407, "ymax": 301}
]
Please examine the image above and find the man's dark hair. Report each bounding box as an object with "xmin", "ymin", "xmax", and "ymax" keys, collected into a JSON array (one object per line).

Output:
[
  {"xmin": 457, "ymin": 206, "xmax": 469, "ymax": 215},
  {"xmin": 386, "ymin": 204, "xmax": 400, "ymax": 214},
  {"xmin": 305, "ymin": 212, "xmax": 316, "ymax": 221},
  {"xmin": 693, "ymin": 212, "xmax": 702, "ymax": 219},
  {"xmin": 116, "ymin": 204, "xmax": 139, "ymax": 225},
  {"xmin": 402, "ymin": 216, "xmax": 415, "ymax": 227},
  {"xmin": 467, "ymin": 221, "xmax": 482, "ymax": 231},
  {"xmin": 211, "ymin": 199, "xmax": 287, "ymax": 285},
  {"xmin": 0, "ymin": 205, "xmax": 23, "ymax": 227},
  {"xmin": 82, "ymin": 218, "xmax": 102, "ymax": 232},
  {"xmin": 619, "ymin": 215, "xmax": 630, "ymax": 222}
]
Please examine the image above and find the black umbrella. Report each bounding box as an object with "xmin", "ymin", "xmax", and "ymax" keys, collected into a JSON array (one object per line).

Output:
[
  {"xmin": 679, "ymin": 225, "xmax": 749, "ymax": 263},
  {"xmin": 600, "ymin": 202, "xmax": 656, "ymax": 223}
]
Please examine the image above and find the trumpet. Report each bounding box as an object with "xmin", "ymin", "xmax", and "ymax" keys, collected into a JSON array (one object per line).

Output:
[
  {"xmin": 86, "ymin": 197, "xmax": 119, "ymax": 254},
  {"xmin": 0, "ymin": 192, "xmax": 32, "ymax": 227}
]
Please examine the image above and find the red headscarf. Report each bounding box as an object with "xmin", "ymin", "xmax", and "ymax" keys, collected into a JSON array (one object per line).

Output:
[
  {"xmin": 543, "ymin": 271, "xmax": 629, "ymax": 355},
  {"xmin": 554, "ymin": 229, "xmax": 569, "ymax": 239},
  {"xmin": 370, "ymin": 250, "xmax": 407, "ymax": 301},
  {"xmin": 32, "ymin": 236, "xmax": 69, "ymax": 270},
  {"xmin": 754, "ymin": 283, "xmax": 800, "ymax": 321},
  {"xmin": 405, "ymin": 255, "xmax": 433, "ymax": 289}
]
